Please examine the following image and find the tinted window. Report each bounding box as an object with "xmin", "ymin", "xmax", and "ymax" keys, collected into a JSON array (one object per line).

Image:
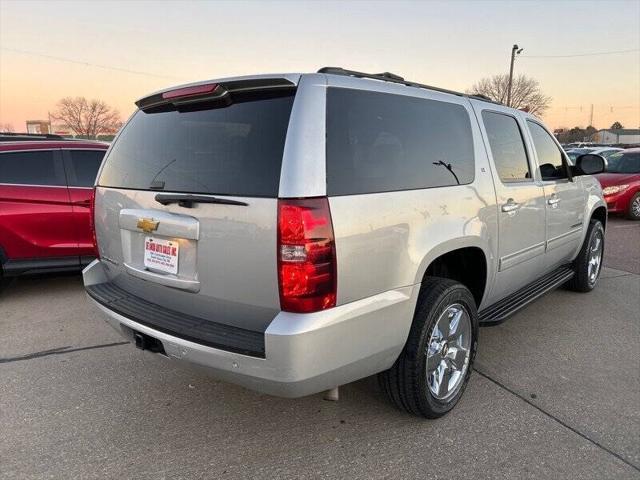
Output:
[
  {"xmin": 99, "ymin": 92, "xmax": 295, "ymax": 197},
  {"xmin": 482, "ymin": 112, "xmax": 531, "ymax": 182},
  {"xmin": 528, "ymin": 121, "xmax": 568, "ymax": 180},
  {"xmin": 608, "ymin": 151, "xmax": 640, "ymax": 173},
  {"xmin": 67, "ymin": 150, "xmax": 105, "ymax": 187},
  {"xmin": 0, "ymin": 150, "xmax": 64, "ymax": 186},
  {"xmin": 326, "ymin": 88, "xmax": 474, "ymax": 195}
]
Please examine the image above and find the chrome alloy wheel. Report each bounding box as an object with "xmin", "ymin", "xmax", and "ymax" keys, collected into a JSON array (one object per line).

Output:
[
  {"xmin": 632, "ymin": 196, "xmax": 640, "ymax": 218},
  {"xmin": 588, "ymin": 229, "xmax": 603, "ymax": 285},
  {"xmin": 426, "ymin": 304, "xmax": 472, "ymax": 401}
]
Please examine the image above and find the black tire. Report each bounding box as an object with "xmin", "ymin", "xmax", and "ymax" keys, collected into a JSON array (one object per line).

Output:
[
  {"xmin": 0, "ymin": 272, "xmax": 11, "ymax": 295},
  {"xmin": 565, "ymin": 219, "xmax": 604, "ymax": 292},
  {"xmin": 627, "ymin": 192, "xmax": 640, "ymax": 220},
  {"xmin": 379, "ymin": 277, "xmax": 478, "ymax": 418}
]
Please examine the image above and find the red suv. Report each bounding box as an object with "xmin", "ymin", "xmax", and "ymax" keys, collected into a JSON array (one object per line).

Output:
[{"xmin": 0, "ymin": 134, "xmax": 108, "ymax": 283}]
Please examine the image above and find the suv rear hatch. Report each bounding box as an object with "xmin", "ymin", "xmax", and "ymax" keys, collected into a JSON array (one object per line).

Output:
[{"xmin": 92, "ymin": 77, "xmax": 298, "ymax": 349}]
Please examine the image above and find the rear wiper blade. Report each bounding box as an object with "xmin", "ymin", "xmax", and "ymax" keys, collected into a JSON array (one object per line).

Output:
[{"xmin": 154, "ymin": 193, "xmax": 248, "ymax": 208}]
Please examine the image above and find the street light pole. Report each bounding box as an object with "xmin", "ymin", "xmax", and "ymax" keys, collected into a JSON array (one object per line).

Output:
[{"xmin": 506, "ymin": 44, "xmax": 523, "ymax": 107}]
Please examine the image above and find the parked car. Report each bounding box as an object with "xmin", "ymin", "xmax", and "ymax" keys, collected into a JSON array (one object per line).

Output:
[
  {"xmin": 565, "ymin": 147, "xmax": 622, "ymax": 164},
  {"xmin": 564, "ymin": 142, "xmax": 596, "ymax": 149},
  {"xmin": 83, "ymin": 68, "xmax": 607, "ymax": 418},
  {"xmin": 596, "ymin": 148, "xmax": 640, "ymax": 219},
  {"xmin": 565, "ymin": 147, "xmax": 594, "ymax": 163},
  {"xmin": 0, "ymin": 136, "xmax": 108, "ymax": 284},
  {"xmin": 591, "ymin": 146, "xmax": 624, "ymax": 160}
]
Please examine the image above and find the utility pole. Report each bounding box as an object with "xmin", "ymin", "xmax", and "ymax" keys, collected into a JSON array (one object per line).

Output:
[
  {"xmin": 589, "ymin": 104, "xmax": 594, "ymax": 127},
  {"xmin": 507, "ymin": 44, "xmax": 523, "ymax": 107}
]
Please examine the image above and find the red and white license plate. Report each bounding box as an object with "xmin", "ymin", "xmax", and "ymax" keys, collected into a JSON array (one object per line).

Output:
[{"xmin": 144, "ymin": 237, "xmax": 179, "ymax": 275}]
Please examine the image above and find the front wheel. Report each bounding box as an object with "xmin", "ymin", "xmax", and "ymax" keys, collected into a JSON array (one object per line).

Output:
[
  {"xmin": 566, "ymin": 219, "xmax": 605, "ymax": 292},
  {"xmin": 379, "ymin": 278, "xmax": 478, "ymax": 418}
]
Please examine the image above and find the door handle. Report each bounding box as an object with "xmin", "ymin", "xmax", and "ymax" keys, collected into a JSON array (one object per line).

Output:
[
  {"xmin": 547, "ymin": 195, "xmax": 560, "ymax": 207},
  {"xmin": 501, "ymin": 200, "xmax": 520, "ymax": 213}
]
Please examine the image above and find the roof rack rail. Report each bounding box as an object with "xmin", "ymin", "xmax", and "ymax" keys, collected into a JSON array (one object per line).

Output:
[
  {"xmin": 0, "ymin": 132, "xmax": 66, "ymax": 141},
  {"xmin": 317, "ymin": 67, "xmax": 503, "ymax": 106},
  {"xmin": 468, "ymin": 93, "xmax": 493, "ymax": 102}
]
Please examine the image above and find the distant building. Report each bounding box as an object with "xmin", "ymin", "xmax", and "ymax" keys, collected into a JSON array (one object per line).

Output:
[
  {"xmin": 591, "ymin": 128, "xmax": 640, "ymax": 145},
  {"xmin": 26, "ymin": 120, "xmax": 51, "ymax": 134},
  {"xmin": 25, "ymin": 119, "xmax": 74, "ymax": 137}
]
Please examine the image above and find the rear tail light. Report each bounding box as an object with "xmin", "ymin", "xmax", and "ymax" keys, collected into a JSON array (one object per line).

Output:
[
  {"xmin": 89, "ymin": 188, "xmax": 99, "ymax": 259},
  {"xmin": 277, "ymin": 197, "xmax": 336, "ymax": 313}
]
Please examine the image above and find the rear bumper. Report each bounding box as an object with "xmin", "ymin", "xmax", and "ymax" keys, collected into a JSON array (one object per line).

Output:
[{"xmin": 83, "ymin": 260, "xmax": 418, "ymax": 397}]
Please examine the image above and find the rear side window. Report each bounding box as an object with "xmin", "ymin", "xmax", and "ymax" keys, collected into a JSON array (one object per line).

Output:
[
  {"xmin": 99, "ymin": 92, "xmax": 295, "ymax": 197},
  {"xmin": 0, "ymin": 150, "xmax": 65, "ymax": 186},
  {"xmin": 66, "ymin": 150, "xmax": 105, "ymax": 187},
  {"xmin": 326, "ymin": 88, "xmax": 474, "ymax": 196},
  {"xmin": 482, "ymin": 111, "xmax": 531, "ymax": 183}
]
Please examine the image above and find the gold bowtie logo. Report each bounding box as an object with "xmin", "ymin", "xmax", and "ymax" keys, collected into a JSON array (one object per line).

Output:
[{"xmin": 137, "ymin": 218, "xmax": 159, "ymax": 233}]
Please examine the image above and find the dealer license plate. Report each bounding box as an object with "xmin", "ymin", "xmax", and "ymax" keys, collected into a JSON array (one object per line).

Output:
[{"xmin": 144, "ymin": 237, "xmax": 179, "ymax": 275}]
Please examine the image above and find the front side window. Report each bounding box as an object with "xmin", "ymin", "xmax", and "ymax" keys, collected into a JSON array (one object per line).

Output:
[
  {"xmin": 528, "ymin": 121, "xmax": 568, "ymax": 181},
  {"xmin": 482, "ymin": 111, "xmax": 531, "ymax": 183},
  {"xmin": 326, "ymin": 88, "xmax": 475, "ymax": 195},
  {"xmin": 0, "ymin": 150, "xmax": 64, "ymax": 186}
]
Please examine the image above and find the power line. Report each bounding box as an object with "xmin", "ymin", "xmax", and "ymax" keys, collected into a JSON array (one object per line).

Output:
[
  {"xmin": 1, "ymin": 47, "xmax": 185, "ymax": 81},
  {"xmin": 521, "ymin": 48, "xmax": 640, "ymax": 58}
]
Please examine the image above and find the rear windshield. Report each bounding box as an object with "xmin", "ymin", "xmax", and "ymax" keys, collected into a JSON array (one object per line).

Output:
[
  {"xmin": 98, "ymin": 92, "xmax": 295, "ymax": 197},
  {"xmin": 326, "ymin": 88, "xmax": 475, "ymax": 196}
]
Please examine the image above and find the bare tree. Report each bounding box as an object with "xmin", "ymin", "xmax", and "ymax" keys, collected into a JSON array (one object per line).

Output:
[
  {"xmin": 468, "ymin": 74, "xmax": 552, "ymax": 116},
  {"xmin": 0, "ymin": 123, "xmax": 15, "ymax": 133},
  {"xmin": 610, "ymin": 121, "xmax": 624, "ymax": 129},
  {"xmin": 52, "ymin": 97, "xmax": 122, "ymax": 139}
]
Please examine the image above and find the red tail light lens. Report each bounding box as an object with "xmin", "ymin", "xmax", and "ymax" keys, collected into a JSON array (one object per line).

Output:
[{"xmin": 278, "ymin": 197, "xmax": 336, "ymax": 313}]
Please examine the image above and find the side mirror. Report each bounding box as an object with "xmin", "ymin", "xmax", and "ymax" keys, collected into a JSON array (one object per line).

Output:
[{"xmin": 575, "ymin": 154, "xmax": 606, "ymax": 176}]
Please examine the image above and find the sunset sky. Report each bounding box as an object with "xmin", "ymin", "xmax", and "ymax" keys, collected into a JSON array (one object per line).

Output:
[{"xmin": 1, "ymin": 0, "xmax": 639, "ymax": 132}]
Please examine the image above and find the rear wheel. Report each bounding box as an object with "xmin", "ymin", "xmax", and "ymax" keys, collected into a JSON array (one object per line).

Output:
[
  {"xmin": 566, "ymin": 219, "xmax": 604, "ymax": 292},
  {"xmin": 628, "ymin": 192, "xmax": 640, "ymax": 220},
  {"xmin": 379, "ymin": 278, "xmax": 478, "ymax": 418}
]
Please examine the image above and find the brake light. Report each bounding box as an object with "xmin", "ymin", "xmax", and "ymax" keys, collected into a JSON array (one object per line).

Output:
[
  {"xmin": 161, "ymin": 83, "xmax": 218, "ymax": 100},
  {"xmin": 89, "ymin": 188, "xmax": 99, "ymax": 259},
  {"xmin": 277, "ymin": 197, "xmax": 336, "ymax": 313}
]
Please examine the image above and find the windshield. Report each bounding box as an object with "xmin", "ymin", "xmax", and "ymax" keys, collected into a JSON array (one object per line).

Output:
[
  {"xmin": 607, "ymin": 151, "xmax": 640, "ymax": 174},
  {"xmin": 596, "ymin": 149, "xmax": 621, "ymax": 159}
]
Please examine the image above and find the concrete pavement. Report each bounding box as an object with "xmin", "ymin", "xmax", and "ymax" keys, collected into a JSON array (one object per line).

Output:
[{"xmin": 1, "ymin": 234, "xmax": 639, "ymax": 479}]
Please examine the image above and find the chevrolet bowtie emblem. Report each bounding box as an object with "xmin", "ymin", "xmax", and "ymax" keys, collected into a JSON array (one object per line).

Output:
[{"xmin": 137, "ymin": 218, "xmax": 159, "ymax": 233}]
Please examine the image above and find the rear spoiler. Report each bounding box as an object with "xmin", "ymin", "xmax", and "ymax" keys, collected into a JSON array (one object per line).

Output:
[{"xmin": 135, "ymin": 77, "xmax": 296, "ymax": 112}]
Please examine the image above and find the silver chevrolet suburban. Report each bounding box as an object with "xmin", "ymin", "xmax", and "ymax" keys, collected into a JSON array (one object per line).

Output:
[{"xmin": 83, "ymin": 68, "xmax": 607, "ymax": 418}]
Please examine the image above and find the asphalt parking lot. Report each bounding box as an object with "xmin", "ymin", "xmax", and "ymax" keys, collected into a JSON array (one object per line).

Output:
[{"xmin": 1, "ymin": 218, "xmax": 638, "ymax": 480}]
